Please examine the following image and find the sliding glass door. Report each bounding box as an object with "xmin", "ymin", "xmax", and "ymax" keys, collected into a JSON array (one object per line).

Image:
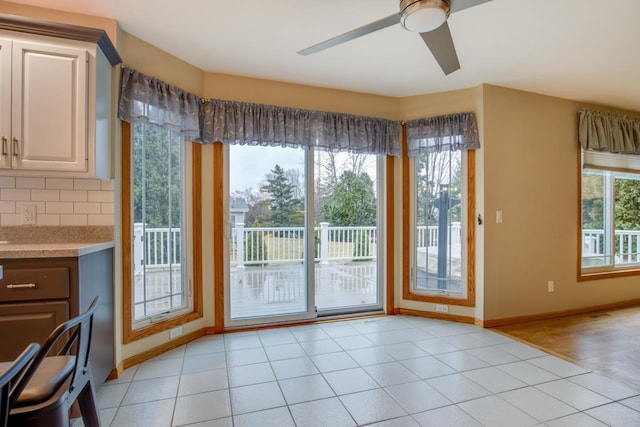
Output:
[
  {"xmin": 226, "ymin": 146, "xmax": 383, "ymax": 327},
  {"xmin": 313, "ymin": 151, "xmax": 382, "ymax": 314}
]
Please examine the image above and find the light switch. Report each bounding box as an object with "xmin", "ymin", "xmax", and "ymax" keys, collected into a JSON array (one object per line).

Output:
[{"xmin": 496, "ymin": 210, "xmax": 503, "ymax": 223}]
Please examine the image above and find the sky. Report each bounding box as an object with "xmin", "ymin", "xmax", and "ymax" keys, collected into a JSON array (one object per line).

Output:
[
  {"xmin": 229, "ymin": 145, "xmax": 378, "ymax": 195},
  {"xmin": 229, "ymin": 145, "xmax": 305, "ymax": 193}
]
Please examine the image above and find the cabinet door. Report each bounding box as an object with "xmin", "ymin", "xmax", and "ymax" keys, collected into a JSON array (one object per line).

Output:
[
  {"xmin": 11, "ymin": 40, "xmax": 88, "ymax": 172},
  {"xmin": 0, "ymin": 38, "xmax": 10, "ymax": 170},
  {"xmin": 0, "ymin": 300, "xmax": 68, "ymax": 361}
]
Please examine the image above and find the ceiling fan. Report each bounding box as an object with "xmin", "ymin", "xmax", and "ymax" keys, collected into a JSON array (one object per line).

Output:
[{"xmin": 298, "ymin": 0, "xmax": 493, "ymax": 75}]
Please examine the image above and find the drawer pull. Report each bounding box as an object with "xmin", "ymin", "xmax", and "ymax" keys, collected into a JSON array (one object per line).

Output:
[{"xmin": 6, "ymin": 283, "xmax": 37, "ymax": 289}]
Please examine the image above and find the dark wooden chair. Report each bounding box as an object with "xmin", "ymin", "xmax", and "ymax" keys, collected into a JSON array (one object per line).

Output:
[
  {"xmin": 7, "ymin": 296, "xmax": 101, "ymax": 427},
  {"xmin": 0, "ymin": 343, "xmax": 40, "ymax": 427}
]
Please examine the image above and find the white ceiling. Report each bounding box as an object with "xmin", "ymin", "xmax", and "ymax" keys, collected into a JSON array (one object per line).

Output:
[{"xmin": 8, "ymin": 0, "xmax": 640, "ymax": 112}]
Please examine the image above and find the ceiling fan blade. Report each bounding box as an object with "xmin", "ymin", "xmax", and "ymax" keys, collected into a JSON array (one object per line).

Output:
[
  {"xmin": 450, "ymin": 0, "xmax": 493, "ymax": 14},
  {"xmin": 298, "ymin": 13, "xmax": 400, "ymax": 56},
  {"xmin": 420, "ymin": 21, "xmax": 460, "ymax": 75}
]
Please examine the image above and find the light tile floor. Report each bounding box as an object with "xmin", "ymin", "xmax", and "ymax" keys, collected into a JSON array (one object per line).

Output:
[{"xmin": 80, "ymin": 316, "xmax": 640, "ymax": 426}]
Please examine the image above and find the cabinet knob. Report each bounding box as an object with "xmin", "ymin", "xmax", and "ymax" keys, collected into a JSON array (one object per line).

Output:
[{"xmin": 12, "ymin": 137, "xmax": 18, "ymax": 156}]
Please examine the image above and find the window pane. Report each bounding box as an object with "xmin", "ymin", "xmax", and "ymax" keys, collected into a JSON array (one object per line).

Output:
[
  {"xmin": 133, "ymin": 124, "xmax": 186, "ymax": 321},
  {"xmin": 582, "ymin": 169, "xmax": 640, "ymax": 270},
  {"xmin": 314, "ymin": 151, "xmax": 379, "ymax": 311},
  {"xmin": 614, "ymin": 173, "xmax": 640, "ymax": 265},
  {"xmin": 229, "ymin": 145, "xmax": 308, "ymax": 320},
  {"xmin": 414, "ymin": 150, "xmax": 463, "ymax": 293},
  {"xmin": 581, "ymin": 171, "xmax": 610, "ymax": 267}
]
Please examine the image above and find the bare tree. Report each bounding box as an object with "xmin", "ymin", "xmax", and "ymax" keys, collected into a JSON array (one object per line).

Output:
[
  {"xmin": 346, "ymin": 153, "xmax": 376, "ymax": 177},
  {"xmin": 285, "ymin": 168, "xmax": 304, "ymax": 200},
  {"xmin": 416, "ymin": 151, "xmax": 461, "ymax": 225}
]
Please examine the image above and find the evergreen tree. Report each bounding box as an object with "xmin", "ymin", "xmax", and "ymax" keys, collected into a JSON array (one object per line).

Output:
[
  {"xmin": 133, "ymin": 123, "xmax": 183, "ymax": 228},
  {"xmin": 245, "ymin": 220, "xmax": 267, "ymax": 263},
  {"xmin": 260, "ymin": 164, "xmax": 302, "ymax": 228},
  {"xmin": 582, "ymin": 174, "xmax": 604, "ymax": 230},
  {"xmin": 323, "ymin": 171, "xmax": 376, "ymax": 234}
]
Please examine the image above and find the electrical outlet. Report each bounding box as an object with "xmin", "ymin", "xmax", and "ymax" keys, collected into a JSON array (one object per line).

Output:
[
  {"xmin": 22, "ymin": 204, "xmax": 36, "ymax": 225},
  {"xmin": 548, "ymin": 280, "xmax": 555, "ymax": 293},
  {"xmin": 435, "ymin": 304, "xmax": 449, "ymax": 313},
  {"xmin": 170, "ymin": 326, "xmax": 183, "ymax": 339}
]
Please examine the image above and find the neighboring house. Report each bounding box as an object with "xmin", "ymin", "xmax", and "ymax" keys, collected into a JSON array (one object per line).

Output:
[{"xmin": 230, "ymin": 197, "xmax": 249, "ymax": 227}]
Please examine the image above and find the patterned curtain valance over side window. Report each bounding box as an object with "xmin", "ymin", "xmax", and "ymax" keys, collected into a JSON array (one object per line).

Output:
[
  {"xmin": 118, "ymin": 67, "xmax": 201, "ymax": 138},
  {"xmin": 118, "ymin": 67, "xmax": 401, "ymax": 154},
  {"xmin": 200, "ymin": 99, "xmax": 401, "ymax": 156},
  {"xmin": 579, "ymin": 109, "xmax": 640, "ymax": 154},
  {"xmin": 406, "ymin": 112, "xmax": 480, "ymax": 157}
]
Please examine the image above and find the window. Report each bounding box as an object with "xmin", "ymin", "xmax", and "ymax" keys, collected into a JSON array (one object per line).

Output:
[
  {"xmin": 414, "ymin": 150, "xmax": 463, "ymax": 293},
  {"xmin": 403, "ymin": 149, "xmax": 475, "ymax": 306},
  {"xmin": 581, "ymin": 150, "xmax": 640, "ymax": 277},
  {"xmin": 122, "ymin": 122, "xmax": 202, "ymax": 342}
]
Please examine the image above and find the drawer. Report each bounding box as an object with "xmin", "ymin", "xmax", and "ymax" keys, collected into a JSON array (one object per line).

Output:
[{"xmin": 0, "ymin": 267, "xmax": 70, "ymax": 302}]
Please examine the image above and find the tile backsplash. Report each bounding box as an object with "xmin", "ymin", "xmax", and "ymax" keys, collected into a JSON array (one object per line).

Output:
[{"xmin": 0, "ymin": 176, "xmax": 114, "ymax": 226}]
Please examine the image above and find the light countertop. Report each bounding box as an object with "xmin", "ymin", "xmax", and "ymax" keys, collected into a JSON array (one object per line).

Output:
[
  {"xmin": 0, "ymin": 241, "xmax": 114, "ymax": 259},
  {"xmin": 0, "ymin": 226, "xmax": 114, "ymax": 259}
]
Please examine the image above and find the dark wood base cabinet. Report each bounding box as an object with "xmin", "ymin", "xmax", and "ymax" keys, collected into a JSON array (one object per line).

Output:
[{"xmin": 0, "ymin": 248, "xmax": 114, "ymax": 385}]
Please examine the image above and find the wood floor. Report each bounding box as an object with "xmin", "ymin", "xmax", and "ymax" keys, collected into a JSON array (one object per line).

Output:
[{"xmin": 494, "ymin": 304, "xmax": 640, "ymax": 387}]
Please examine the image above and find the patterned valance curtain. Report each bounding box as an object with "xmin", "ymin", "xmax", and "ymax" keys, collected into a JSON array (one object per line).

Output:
[
  {"xmin": 118, "ymin": 67, "xmax": 200, "ymax": 138},
  {"xmin": 406, "ymin": 112, "xmax": 480, "ymax": 157},
  {"xmin": 579, "ymin": 109, "xmax": 640, "ymax": 154},
  {"xmin": 200, "ymin": 99, "xmax": 401, "ymax": 156}
]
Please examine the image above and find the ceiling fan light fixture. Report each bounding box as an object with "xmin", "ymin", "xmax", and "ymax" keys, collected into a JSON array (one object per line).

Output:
[{"xmin": 400, "ymin": 0, "xmax": 450, "ymax": 33}]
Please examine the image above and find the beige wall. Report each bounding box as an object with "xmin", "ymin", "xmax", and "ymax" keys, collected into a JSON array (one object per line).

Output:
[
  {"xmin": 203, "ymin": 72, "xmax": 400, "ymax": 119},
  {"xmin": 481, "ymin": 85, "xmax": 640, "ymax": 321},
  {"xmin": 118, "ymin": 31, "xmax": 204, "ymax": 96}
]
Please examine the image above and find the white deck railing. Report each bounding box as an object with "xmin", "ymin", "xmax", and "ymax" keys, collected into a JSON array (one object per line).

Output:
[
  {"xmin": 133, "ymin": 222, "xmax": 471, "ymax": 271},
  {"xmin": 231, "ymin": 223, "xmax": 377, "ymax": 267},
  {"xmin": 133, "ymin": 222, "xmax": 379, "ymax": 271},
  {"xmin": 133, "ymin": 223, "xmax": 181, "ymax": 273},
  {"xmin": 134, "ymin": 224, "xmax": 640, "ymax": 267},
  {"xmin": 583, "ymin": 228, "xmax": 640, "ymax": 263}
]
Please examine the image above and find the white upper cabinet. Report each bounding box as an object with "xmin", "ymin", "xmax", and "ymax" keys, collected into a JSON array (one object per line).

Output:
[
  {"xmin": 0, "ymin": 18, "xmax": 120, "ymax": 180},
  {"xmin": 11, "ymin": 40, "xmax": 88, "ymax": 173}
]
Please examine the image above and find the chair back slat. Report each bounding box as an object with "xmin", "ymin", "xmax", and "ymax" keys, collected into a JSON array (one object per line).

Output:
[
  {"xmin": 0, "ymin": 343, "xmax": 39, "ymax": 427},
  {"xmin": 10, "ymin": 297, "xmax": 100, "ymax": 405}
]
